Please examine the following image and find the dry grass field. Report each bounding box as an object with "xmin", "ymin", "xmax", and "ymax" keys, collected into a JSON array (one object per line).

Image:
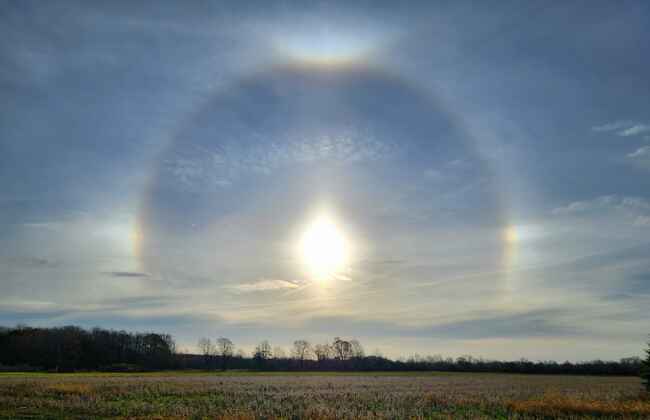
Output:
[{"xmin": 0, "ymin": 371, "xmax": 648, "ymax": 419}]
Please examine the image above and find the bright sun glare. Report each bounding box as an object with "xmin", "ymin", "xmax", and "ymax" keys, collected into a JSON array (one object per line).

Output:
[{"xmin": 299, "ymin": 214, "xmax": 349, "ymax": 283}]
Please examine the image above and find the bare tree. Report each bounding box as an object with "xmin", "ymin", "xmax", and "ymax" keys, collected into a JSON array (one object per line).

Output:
[
  {"xmin": 332, "ymin": 337, "xmax": 352, "ymax": 361},
  {"xmin": 273, "ymin": 346, "xmax": 287, "ymax": 359},
  {"xmin": 254, "ymin": 340, "xmax": 272, "ymax": 366},
  {"xmin": 314, "ymin": 343, "xmax": 331, "ymax": 366},
  {"xmin": 197, "ymin": 337, "xmax": 214, "ymax": 368},
  {"xmin": 350, "ymin": 339, "xmax": 364, "ymax": 359},
  {"xmin": 216, "ymin": 337, "xmax": 234, "ymax": 370},
  {"xmin": 292, "ymin": 339, "xmax": 312, "ymax": 369}
]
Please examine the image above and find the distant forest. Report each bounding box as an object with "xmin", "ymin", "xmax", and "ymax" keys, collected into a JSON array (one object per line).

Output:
[{"xmin": 0, "ymin": 325, "xmax": 644, "ymax": 376}]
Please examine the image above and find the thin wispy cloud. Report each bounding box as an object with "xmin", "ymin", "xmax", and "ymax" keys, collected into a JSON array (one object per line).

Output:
[
  {"xmin": 164, "ymin": 130, "xmax": 392, "ymax": 193},
  {"xmin": 231, "ymin": 279, "xmax": 301, "ymax": 293},
  {"xmin": 22, "ymin": 222, "xmax": 63, "ymax": 230},
  {"xmin": 592, "ymin": 121, "xmax": 635, "ymax": 132},
  {"xmin": 592, "ymin": 121, "xmax": 650, "ymax": 137},
  {"xmin": 628, "ymin": 145, "xmax": 650, "ymax": 159},
  {"xmin": 105, "ymin": 271, "xmax": 152, "ymax": 278},
  {"xmin": 591, "ymin": 122, "xmax": 650, "ymax": 168},
  {"xmin": 552, "ymin": 195, "xmax": 650, "ymax": 227},
  {"xmin": 620, "ymin": 124, "xmax": 650, "ymax": 137},
  {"xmin": 627, "ymin": 145, "xmax": 650, "ymax": 170}
]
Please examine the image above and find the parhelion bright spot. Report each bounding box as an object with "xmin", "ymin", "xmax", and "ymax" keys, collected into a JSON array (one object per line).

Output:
[{"xmin": 299, "ymin": 213, "xmax": 349, "ymax": 283}]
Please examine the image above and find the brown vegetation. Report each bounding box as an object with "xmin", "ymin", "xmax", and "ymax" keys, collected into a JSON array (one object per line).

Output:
[{"xmin": 0, "ymin": 372, "xmax": 647, "ymax": 419}]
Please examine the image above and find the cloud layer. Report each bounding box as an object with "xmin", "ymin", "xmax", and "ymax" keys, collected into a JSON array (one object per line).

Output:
[{"xmin": 1, "ymin": 1, "xmax": 649, "ymax": 360}]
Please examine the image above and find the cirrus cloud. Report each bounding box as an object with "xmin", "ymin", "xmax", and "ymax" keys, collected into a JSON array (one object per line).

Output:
[
  {"xmin": 592, "ymin": 121, "xmax": 650, "ymax": 137},
  {"xmin": 231, "ymin": 279, "xmax": 301, "ymax": 292},
  {"xmin": 552, "ymin": 195, "xmax": 650, "ymax": 227}
]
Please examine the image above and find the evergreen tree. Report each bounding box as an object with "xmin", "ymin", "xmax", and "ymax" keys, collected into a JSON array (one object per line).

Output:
[{"xmin": 642, "ymin": 338, "xmax": 650, "ymax": 392}]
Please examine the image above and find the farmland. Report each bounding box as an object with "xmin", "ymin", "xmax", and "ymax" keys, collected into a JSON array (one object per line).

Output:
[{"xmin": 0, "ymin": 371, "xmax": 648, "ymax": 419}]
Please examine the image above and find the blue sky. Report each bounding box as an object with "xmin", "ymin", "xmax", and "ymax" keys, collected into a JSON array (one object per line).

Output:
[{"xmin": 1, "ymin": 0, "xmax": 650, "ymax": 360}]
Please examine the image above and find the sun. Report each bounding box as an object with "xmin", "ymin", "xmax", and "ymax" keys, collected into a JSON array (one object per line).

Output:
[{"xmin": 299, "ymin": 214, "xmax": 349, "ymax": 283}]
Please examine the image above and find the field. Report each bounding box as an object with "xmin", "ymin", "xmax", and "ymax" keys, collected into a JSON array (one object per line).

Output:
[{"xmin": 0, "ymin": 371, "xmax": 648, "ymax": 419}]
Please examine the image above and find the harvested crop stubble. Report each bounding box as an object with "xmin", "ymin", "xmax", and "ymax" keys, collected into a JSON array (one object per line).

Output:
[{"xmin": 0, "ymin": 372, "xmax": 647, "ymax": 419}]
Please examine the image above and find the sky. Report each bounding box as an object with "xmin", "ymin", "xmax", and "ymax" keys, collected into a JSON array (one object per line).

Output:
[{"xmin": 1, "ymin": 0, "xmax": 650, "ymax": 361}]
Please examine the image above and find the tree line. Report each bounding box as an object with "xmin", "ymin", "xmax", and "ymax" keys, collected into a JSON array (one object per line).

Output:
[
  {"xmin": 1, "ymin": 325, "xmax": 649, "ymax": 381},
  {"xmin": 190, "ymin": 336, "xmax": 365, "ymax": 371},
  {"xmin": 186, "ymin": 335, "xmax": 645, "ymax": 376},
  {"xmin": 0, "ymin": 325, "xmax": 175, "ymax": 371}
]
